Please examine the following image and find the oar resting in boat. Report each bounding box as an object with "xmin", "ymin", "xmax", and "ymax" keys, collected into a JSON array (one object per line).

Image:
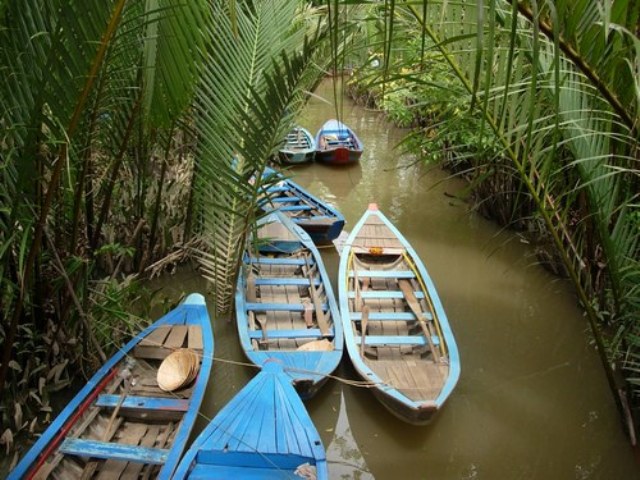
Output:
[
  {"xmin": 8, "ymin": 293, "xmax": 214, "ymax": 480},
  {"xmin": 235, "ymin": 210, "xmax": 343, "ymax": 399},
  {"xmin": 338, "ymin": 203, "xmax": 460, "ymax": 424}
]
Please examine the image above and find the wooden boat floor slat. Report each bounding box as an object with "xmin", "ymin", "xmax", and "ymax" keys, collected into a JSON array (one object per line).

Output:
[
  {"xmin": 364, "ymin": 359, "xmax": 449, "ymax": 402},
  {"xmin": 60, "ymin": 437, "xmax": 169, "ymax": 465}
]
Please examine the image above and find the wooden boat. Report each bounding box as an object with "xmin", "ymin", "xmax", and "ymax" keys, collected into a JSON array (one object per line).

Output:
[
  {"xmin": 278, "ymin": 126, "xmax": 316, "ymax": 164},
  {"xmin": 314, "ymin": 119, "xmax": 363, "ymax": 165},
  {"xmin": 260, "ymin": 166, "xmax": 345, "ymax": 244},
  {"xmin": 9, "ymin": 293, "xmax": 213, "ymax": 480},
  {"xmin": 338, "ymin": 204, "xmax": 460, "ymax": 424},
  {"xmin": 173, "ymin": 359, "xmax": 328, "ymax": 479},
  {"xmin": 235, "ymin": 211, "xmax": 343, "ymax": 399}
]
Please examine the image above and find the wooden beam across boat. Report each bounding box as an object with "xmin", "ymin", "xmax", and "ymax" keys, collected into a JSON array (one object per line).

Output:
[
  {"xmin": 8, "ymin": 294, "xmax": 214, "ymax": 480},
  {"xmin": 236, "ymin": 211, "xmax": 343, "ymax": 399},
  {"xmin": 338, "ymin": 203, "xmax": 460, "ymax": 425}
]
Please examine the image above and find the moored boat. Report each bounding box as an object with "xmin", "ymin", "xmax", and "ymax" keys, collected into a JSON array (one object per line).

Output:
[
  {"xmin": 315, "ymin": 119, "xmax": 363, "ymax": 165},
  {"xmin": 260, "ymin": 166, "xmax": 345, "ymax": 244},
  {"xmin": 8, "ymin": 293, "xmax": 213, "ymax": 480},
  {"xmin": 173, "ymin": 359, "xmax": 328, "ymax": 479},
  {"xmin": 278, "ymin": 126, "xmax": 316, "ymax": 164},
  {"xmin": 235, "ymin": 210, "xmax": 343, "ymax": 398},
  {"xmin": 338, "ymin": 204, "xmax": 460, "ymax": 424}
]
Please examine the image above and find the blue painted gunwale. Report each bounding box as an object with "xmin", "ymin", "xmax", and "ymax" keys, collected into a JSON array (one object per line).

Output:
[
  {"xmin": 314, "ymin": 119, "xmax": 364, "ymax": 165},
  {"xmin": 279, "ymin": 126, "xmax": 316, "ymax": 165},
  {"xmin": 261, "ymin": 166, "xmax": 345, "ymax": 244},
  {"xmin": 235, "ymin": 211, "xmax": 343, "ymax": 399},
  {"xmin": 173, "ymin": 360, "xmax": 328, "ymax": 480},
  {"xmin": 338, "ymin": 207, "xmax": 460, "ymax": 423},
  {"xmin": 8, "ymin": 293, "xmax": 213, "ymax": 480}
]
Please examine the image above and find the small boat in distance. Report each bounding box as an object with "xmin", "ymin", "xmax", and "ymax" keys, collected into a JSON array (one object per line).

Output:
[
  {"xmin": 279, "ymin": 126, "xmax": 316, "ymax": 164},
  {"xmin": 173, "ymin": 359, "xmax": 328, "ymax": 479},
  {"xmin": 315, "ymin": 119, "xmax": 363, "ymax": 165},
  {"xmin": 260, "ymin": 166, "xmax": 345, "ymax": 244},
  {"xmin": 338, "ymin": 204, "xmax": 460, "ymax": 424},
  {"xmin": 235, "ymin": 211, "xmax": 343, "ymax": 399},
  {"xmin": 9, "ymin": 293, "xmax": 213, "ymax": 480}
]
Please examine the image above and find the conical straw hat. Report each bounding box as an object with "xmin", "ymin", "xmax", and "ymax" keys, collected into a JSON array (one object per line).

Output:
[{"xmin": 157, "ymin": 349, "xmax": 198, "ymax": 392}]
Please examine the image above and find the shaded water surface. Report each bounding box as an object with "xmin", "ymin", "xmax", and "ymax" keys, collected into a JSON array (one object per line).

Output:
[{"xmin": 155, "ymin": 80, "xmax": 637, "ymax": 479}]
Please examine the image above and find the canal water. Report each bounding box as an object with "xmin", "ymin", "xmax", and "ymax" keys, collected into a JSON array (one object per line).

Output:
[{"xmin": 155, "ymin": 79, "xmax": 638, "ymax": 479}]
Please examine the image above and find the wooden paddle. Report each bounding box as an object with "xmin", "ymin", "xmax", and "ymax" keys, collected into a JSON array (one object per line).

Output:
[
  {"xmin": 247, "ymin": 272, "xmax": 268, "ymax": 346},
  {"xmin": 353, "ymin": 262, "xmax": 370, "ymax": 357},
  {"xmin": 398, "ymin": 279, "xmax": 440, "ymax": 362},
  {"xmin": 79, "ymin": 373, "xmax": 132, "ymax": 479},
  {"xmin": 304, "ymin": 255, "xmax": 330, "ymax": 336},
  {"xmin": 359, "ymin": 305, "xmax": 370, "ymax": 358}
]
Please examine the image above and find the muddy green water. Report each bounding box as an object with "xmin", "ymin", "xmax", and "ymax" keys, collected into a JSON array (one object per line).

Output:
[{"xmin": 154, "ymin": 79, "xmax": 638, "ymax": 479}]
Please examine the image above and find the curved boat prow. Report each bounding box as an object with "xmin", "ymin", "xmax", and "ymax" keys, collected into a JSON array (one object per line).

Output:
[
  {"xmin": 183, "ymin": 292, "xmax": 205, "ymax": 305},
  {"xmin": 367, "ymin": 203, "xmax": 379, "ymax": 211}
]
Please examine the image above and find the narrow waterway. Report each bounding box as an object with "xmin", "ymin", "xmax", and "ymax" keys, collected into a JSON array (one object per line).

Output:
[{"xmin": 154, "ymin": 79, "xmax": 638, "ymax": 479}]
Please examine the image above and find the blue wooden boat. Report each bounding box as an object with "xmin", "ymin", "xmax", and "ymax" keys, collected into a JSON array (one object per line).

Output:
[
  {"xmin": 315, "ymin": 119, "xmax": 363, "ymax": 165},
  {"xmin": 9, "ymin": 293, "xmax": 213, "ymax": 480},
  {"xmin": 173, "ymin": 359, "xmax": 328, "ymax": 479},
  {"xmin": 261, "ymin": 166, "xmax": 345, "ymax": 244},
  {"xmin": 235, "ymin": 210, "xmax": 343, "ymax": 399},
  {"xmin": 338, "ymin": 204, "xmax": 460, "ymax": 424},
  {"xmin": 278, "ymin": 126, "xmax": 316, "ymax": 164}
]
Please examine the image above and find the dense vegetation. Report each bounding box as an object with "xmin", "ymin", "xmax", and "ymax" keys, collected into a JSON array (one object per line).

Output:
[
  {"xmin": 0, "ymin": 0, "xmax": 326, "ymax": 456},
  {"xmin": 343, "ymin": 0, "xmax": 640, "ymax": 443}
]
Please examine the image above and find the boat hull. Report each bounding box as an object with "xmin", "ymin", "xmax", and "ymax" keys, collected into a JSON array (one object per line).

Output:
[
  {"xmin": 173, "ymin": 360, "xmax": 328, "ymax": 480},
  {"xmin": 338, "ymin": 205, "xmax": 460, "ymax": 425},
  {"xmin": 369, "ymin": 381, "xmax": 439, "ymax": 425},
  {"xmin": 261, "ymin": 166, "xmax": 345, "ymax": 243},
  {"xmin": 315, "ymin": 119, "xmax": 363, "ymax": 165},
  {"xmin": 278, "ymin": 127, "xmax": 316, "ymax": 165},
  {"xmin": 278, "ymin": 149, "xmax": 315, "ymax": 164},
  {"xmin": 315, "ymin": 147, "xmax": 362, "ymax": 165},
  {"xmin": 9, "ymin": 294, "xmax": 213, "ymax": 480},
  {"xmin": 235, "ymin": 211, "xmax": 343, "ymax": 399}
]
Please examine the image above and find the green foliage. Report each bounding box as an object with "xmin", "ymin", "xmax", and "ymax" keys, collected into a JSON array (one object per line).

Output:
[
  {"xmin": 350, "ymin": 52, "xmax": 502, "ymax": 169},
  {"xmin": 192, "ymin": 0, "xmax": 326, "ymax": 314},
  {"xmin": 344, "ymin": 0, "xmax": 640, "ymax": 430}
]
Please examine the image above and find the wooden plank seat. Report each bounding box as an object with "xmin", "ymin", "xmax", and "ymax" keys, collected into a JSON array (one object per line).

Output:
[
  {"xmin": 348, "ymin": 270, "xmax": 415, "ymax": 279},
  {"xmin": 254, "ymin": 278, "xmax": 321, "ymax": 287},
  {"xmin": 96, "ymin": 394, "xmax": 189, "ymax": 412},
  {"xmin": 246, "ymin": 257, "xmax": 311, "ymax": 266},
  {"xmin": 196, "ymin": 451, "xmax": 314, "ymax": 470},
  {"xmin": 134, "ymin": 325, "xmax": 202, "ymax": 360},
  {"xmin": 279, "ymin": 205, "xmax": 313, "ymax": 212},
  {"xmin": 292, "ymin": 217, "xmax": 335, "ymax": 226},
  {"xmin": 350, "ymin": 312, "xmax": 434, "ymax": 321},
  {"xmin": 265, "ymin": 186, "xmax": 288, "ymax": 194},
  {"xmin": 291, "ymin": 215, "xmax": 331, "ymax": 222},
  {"xmin": 348, "ymin": 291, "xmax": 425, "ymax": 300},
  {"xmin": 245, "ymin": 302, "xmax": 329, "ymax": 312},
  {"xmin": 248, "ymin": 328, "xmax": 334, "ymax": 340},
  {"xmin": 59, "ymin": 438, "xmax": 169, "ymax": 464},
  {"xmin": 270, "ymin": 196, "xmax": 301, "ymax": 203},
  {"xmin": 354, "ymin": 335, "xmax": 439, "ymax": 347}
]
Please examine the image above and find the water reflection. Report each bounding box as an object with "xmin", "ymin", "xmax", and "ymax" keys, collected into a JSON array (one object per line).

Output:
[{"xmin": 326, "ymin": 391, "xmax": 374, "ymax": 480}]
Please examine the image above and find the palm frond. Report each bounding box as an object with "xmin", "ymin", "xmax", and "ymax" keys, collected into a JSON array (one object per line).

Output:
[{"xmin": 193, "ymin": 0, "xmax": 325, "ymax": 313}]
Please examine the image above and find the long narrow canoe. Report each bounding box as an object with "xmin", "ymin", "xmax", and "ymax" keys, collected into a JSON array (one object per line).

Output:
[
  {"xmin": 235, "ymin": 211, "xmax": 343, "ymax": 399},
  {"xmin": 261, "ymin": 166, "xmax": 345, "ymax": 244},
  {"xmin": 338, "ymin": 204, "xmax": 460, "ymax": 424},
  {"xmin": 9, "ymin": 293, "xmax": 213, "ymax": 480},
  {"xmin": 315, "ymin": 119, "xmax": 363, "ymax": 165},
  {"xmin": 173, "ymin": 359, "xmax": 328, "ymax": 479},
  {"xmin": 278, "ymin": 126, "xmax": 316, "ymax": 164}
]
